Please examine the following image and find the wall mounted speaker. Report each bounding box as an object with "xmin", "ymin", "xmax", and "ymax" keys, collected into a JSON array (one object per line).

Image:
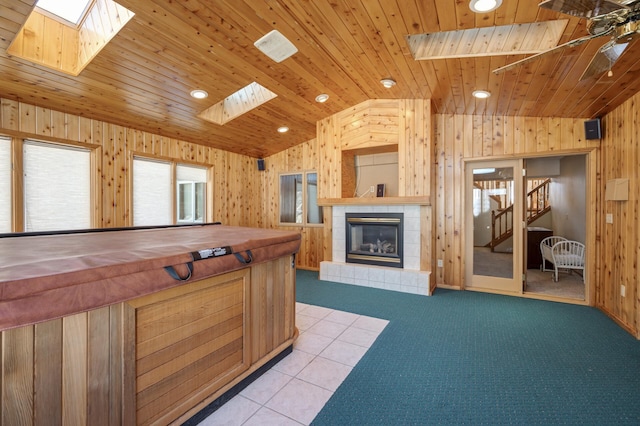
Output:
[
  {"xmin": 584, "ymin": 118, "xmax": 602, "ymax": 140},
  {"xmin": 257, "ymin": 159, "xmax": 265, "ymax": 171}
]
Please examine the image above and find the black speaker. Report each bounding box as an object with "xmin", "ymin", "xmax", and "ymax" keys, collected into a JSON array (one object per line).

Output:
[
  {"xmin": 257, "ymin": 159, "xmax": 265, "ymax": 171},
  {"xmin": 584, "ymin": 118, "xmax": 602, "ymax": 140}
]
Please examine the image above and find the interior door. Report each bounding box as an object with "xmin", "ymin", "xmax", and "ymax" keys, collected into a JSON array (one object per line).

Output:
[{"xmin": 465, "ymin": 160, "xmax": 523, "ymax": 294}]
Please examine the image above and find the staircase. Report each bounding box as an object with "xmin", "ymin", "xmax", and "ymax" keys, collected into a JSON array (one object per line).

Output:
[{"xmin": 487, "ymin": 179, "xmax": 551, "ymax": 251}]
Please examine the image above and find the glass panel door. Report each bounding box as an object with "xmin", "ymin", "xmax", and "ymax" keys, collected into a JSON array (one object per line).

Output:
[{"xmin": 465, "ymin": 160, "xmax": 523, "ymax": 293}]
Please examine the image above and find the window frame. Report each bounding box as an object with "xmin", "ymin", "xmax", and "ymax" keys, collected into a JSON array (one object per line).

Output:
[
  {"xmin": 0, "ymin": 136, "xmax": 12, "ymax": 233},
  {"xmin": 0, "ymin": 136, "xmax": 99, "ymax": 233},
  {"xmin": 278, "ymin": 170, "xmax": 323, "ymax": 227},
  {"xmin": 35, "ymin": 0, "xmax": 95, "ymax": 28},
  {"xmin": 130, "ymin": 153, "xmax": 213, "ymax": 227},
  {"xmin": 176, "ymin": 181, "xmax": 206, "ymax": 224}
]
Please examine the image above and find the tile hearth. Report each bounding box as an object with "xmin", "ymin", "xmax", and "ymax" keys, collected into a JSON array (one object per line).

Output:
[{"xmin": 320, "ymin": 204, "xmax": 430, "ymax": 295}]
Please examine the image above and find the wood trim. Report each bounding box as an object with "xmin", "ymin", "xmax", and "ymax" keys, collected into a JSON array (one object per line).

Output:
[
  {"xmin": 10, "ymin": 137, "xmax": 23, "ymax": 232},
  {"xmin": 318, "ymin": 196, "xmax": 430, "ymax": 206}
]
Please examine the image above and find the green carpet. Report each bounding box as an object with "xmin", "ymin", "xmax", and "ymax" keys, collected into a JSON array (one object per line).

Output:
[{"xmin": 296, "ymin": 270, "xmax": 640, "ymax": 425}]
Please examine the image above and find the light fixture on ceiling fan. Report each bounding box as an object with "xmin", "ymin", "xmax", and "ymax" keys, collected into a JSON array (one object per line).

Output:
[{"xmin": 493, "ymin": 0, "xmax": 640, "ymax": 81}]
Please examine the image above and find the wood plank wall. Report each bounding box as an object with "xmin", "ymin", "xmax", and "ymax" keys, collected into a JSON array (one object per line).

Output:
[
  {"xmin": 432, "ymin": 114, "xmax": 600, "ymax": 292},
  {"xmin": 599, "ymin": 92, "xmax": 640, "ymax": 337},
  {"xmin": 261, "ymin": 138, "xmax": 324, "ymax": 270},
  {"xmin": 4, "ymin": 95, "xmax": 639, "ymax": 336},
  {"xmin": 264, "ymin": 99, "xmax": 433, "ymax": 270},
  {"xmin": 316, "ymin": 99, "xmax": 432, "ymax": 199},
  {"xmin": 0, "ymin": 97, "xmax": 264, "ymax": 230}
]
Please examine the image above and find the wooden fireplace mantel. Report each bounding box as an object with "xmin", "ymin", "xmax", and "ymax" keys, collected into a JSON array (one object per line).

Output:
[{"xmin": 317, "ymin": 196, "xmax": 430, "ymax": 207}]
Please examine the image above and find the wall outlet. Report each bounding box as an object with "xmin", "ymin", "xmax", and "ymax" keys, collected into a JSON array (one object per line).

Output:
[
  {"xmin": 606, "ymin": 213, "xmax": 613, "ymax": 224},
  {"xmin": 437, "ymin": 259, "xmax": 443, "ymax": 268},
  {"xmin": 621, "ymin": 285, "xmax": 626, "ymax": 297},
  {"xmin": 370, "ymin": 185, "xmax": 375, "ymax": 193}
]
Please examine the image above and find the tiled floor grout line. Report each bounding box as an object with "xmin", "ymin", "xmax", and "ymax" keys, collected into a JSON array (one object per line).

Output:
[{"xmin": 199, "ymin": 303, "xmax": 389, "ymax": 426}]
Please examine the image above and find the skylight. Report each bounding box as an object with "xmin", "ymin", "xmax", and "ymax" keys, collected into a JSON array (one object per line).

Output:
[
  {"xmin": 198, "ymin": 82, "xmax": 278, "ymax": 125},
  {"xmin": 36, "ymin": 0, "xmax": 92, "ymax": 25}
]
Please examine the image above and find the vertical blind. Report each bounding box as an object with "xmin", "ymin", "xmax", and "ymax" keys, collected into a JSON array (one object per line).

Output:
[
  {"xmin": 133, "ymin": 157, "xmax": 172, "ymax": 226},
  {"xmin": 0, "ymin": 137, "xmax": 10, "ymax": 232},
  {"xmin": 23, "ymin": 141, "xmax": 91, "ymax": 232}
]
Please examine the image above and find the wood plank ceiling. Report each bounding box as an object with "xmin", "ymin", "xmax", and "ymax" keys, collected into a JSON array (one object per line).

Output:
[{"xmin": 1, "ymin": 0, "xmax": 639, "ymax": 158}]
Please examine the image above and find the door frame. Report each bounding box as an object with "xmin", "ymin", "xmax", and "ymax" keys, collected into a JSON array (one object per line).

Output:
[{"xmin": 462, "ymin": 151, "xmax": 595, "ymax": 306}]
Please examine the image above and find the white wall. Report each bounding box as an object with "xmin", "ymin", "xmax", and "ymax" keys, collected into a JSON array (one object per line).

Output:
[
  {"xmin": 526, "ymin": 157, "xmax": 560, "ymax": 177},
  {"xmin": 550, "ymin": 155, "xmax": 586, "ymax": 243},
  {"xmin": 473, "ymin": 196, "xmax": 499, "ymax": 247},
  {"xmin": 355, "ymin": 152, "xmax": 398, "ymax": 197}
]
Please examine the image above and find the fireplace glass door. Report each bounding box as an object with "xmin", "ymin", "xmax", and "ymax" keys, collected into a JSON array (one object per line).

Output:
[{"xmin": 345, "ymin": 213, "xmax": 403, "ymax": 268}]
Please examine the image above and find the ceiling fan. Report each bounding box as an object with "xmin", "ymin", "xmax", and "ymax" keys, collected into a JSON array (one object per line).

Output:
[{"xmin": 493, "ymin": 0, "xmax": 640, "ymax": 80}]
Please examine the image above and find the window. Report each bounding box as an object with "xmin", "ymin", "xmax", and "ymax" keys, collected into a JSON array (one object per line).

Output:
[
  {"xmin": 177, "ymin": 164, "xmax": 207, "ymax": 223},
  {"xmin": 0, "ymin": 137, "xmax": 11, "ymax": 233},
  {"xmin": 133, "ymin": 157, "xmax": 209, "ymax": 226},
  {"xmin": 279, "ymin": 171, "xmax": 323, "ymax": 226},
  {"xmin": 23, "ymin": 141, "xmax": 91, "ymax": 232},
  {"xmin": 133, "ymin": 158, "xmax": 172, "ymax": 226},
  {"xmin": 36, "ymin": 0, "xmax": 92, "ymax": 26}
]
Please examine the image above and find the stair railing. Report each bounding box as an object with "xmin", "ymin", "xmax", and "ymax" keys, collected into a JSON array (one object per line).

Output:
[
  {"xmin": 488, "ymin": 178, "xmax": 552, "ymax": 251},
  {"xmin": 527, "ymin": 178, "xmax": 551, "ymax": 224},
  {"xmin": 490, "ymin": 205, "xmax": 513, "ymax": 251}
]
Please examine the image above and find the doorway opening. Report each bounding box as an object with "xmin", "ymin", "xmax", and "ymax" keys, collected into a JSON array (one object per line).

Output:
[
  {"xmin": 465, "ymin": 155, "xmax": 587, "ymax": 302},
  {"xmin": 523, "ymin": 155, "xmax": 586, "ymax": 300}
]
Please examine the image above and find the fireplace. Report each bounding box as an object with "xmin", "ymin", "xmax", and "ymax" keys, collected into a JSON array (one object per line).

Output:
[{"xmin": 345, "ymin": 213, "xmax": 403, "ymax": 268}]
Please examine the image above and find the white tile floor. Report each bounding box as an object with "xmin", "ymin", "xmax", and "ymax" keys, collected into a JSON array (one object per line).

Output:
[{"xmin": 199, "ymin": 302, "xmax": 389, "ymax": 425}]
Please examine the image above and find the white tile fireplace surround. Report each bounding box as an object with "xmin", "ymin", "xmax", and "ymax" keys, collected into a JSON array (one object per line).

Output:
[{"xmin": 320, "ymin": 205, "xmax": 430, "ymax": 295}]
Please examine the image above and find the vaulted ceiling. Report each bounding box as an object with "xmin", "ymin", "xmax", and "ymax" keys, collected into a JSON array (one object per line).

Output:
[{"xmin": 1, "ymin": 0, "xmax": 639, "ymax": 158}]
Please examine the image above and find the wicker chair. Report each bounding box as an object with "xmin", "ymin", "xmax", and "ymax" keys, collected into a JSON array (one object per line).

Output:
[
  {"xmin": 540, "ymin": 236, "xmax": 567, "ymax": 276},
  {"xmin": 541, "ymin": 237, "xmax": 585, "ymax": 282}
]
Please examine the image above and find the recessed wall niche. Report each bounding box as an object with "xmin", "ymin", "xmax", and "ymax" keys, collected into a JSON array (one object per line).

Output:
[{"xmin": 341, "ymin": 145, "xmax": 399, "ymax": 198}]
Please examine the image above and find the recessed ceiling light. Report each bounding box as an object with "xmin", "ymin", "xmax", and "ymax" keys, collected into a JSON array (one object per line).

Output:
[
  {"xmin": 315, "ymin": 93, "xmax": 329, "ymax": 103},
  {"xmin": 190, "ymin": 89, "xmax": 208, "ymax": 99},
  {"xmin": 380, "ymin": 78, "xmax": 396, "ymax": 88},
  {"xmin": 469, "ymin": 0, "xmax": 502, "ymax": 13},
  {"xmin": 277, "ymin": 126, "xmax": 289, "ymax": 133},
  {"xmin": 472, "ymin": 90, "xmax": 491, "ymax": 99}
]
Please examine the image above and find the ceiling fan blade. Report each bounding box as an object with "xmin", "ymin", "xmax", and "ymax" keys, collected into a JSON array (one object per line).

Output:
[
  {"xmin": 492, "ymin": 33, "xmax": 604, "ymax": 74},
  {"xmin": 539, "ymin": 0, "xmax": 629, "ymax": 18},
  {"xmin": 579, "ymin": 41, "xmax": 629, "ymax": 80}
]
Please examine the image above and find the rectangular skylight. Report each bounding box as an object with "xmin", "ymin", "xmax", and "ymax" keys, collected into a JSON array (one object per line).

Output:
[
  {"xmin": 36, "ymin": 0, "xmax": 92, "ymax": 25},
  {"xmin": 198, "ymin": 82, "xmax": 278, "ymax": 125}
]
